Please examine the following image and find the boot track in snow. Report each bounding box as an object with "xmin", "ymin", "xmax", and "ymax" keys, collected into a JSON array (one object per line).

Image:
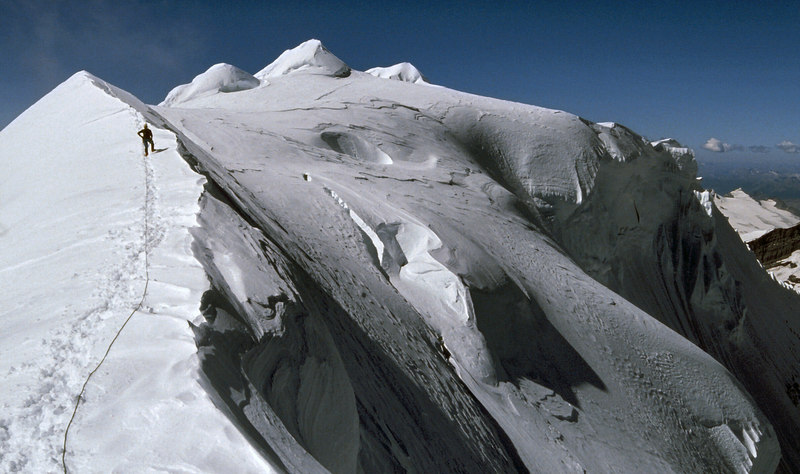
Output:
[{"xmin": 61, "ymin": 119, "xmax": 158, "ymax": 474}]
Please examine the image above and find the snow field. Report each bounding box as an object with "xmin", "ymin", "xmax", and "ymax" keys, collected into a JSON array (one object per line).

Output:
[
  {"xmin": 711, "ymin": 188, "xmax": 800, "ymax": 294},
  {"xmin": 714, "ymin": 188, "xmax": 800, "ymax": 241}
]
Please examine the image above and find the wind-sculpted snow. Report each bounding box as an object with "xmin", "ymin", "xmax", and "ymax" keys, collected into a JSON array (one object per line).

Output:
[
  {"xmin": 321, "ymin": 128, "xmax": 394, "ymax": 164},
  {"xmin": 154, "ymin": 49, "xmax": 787, "ymax": 472},
  {"xmin": 366, "ymin": 62, "xmax": 429, "ymax": 84},
  {"xmin": 161, "ymin": 63, "xmax": 259, "ymax": 106},
  {"xmin": 255, "ymin": 39, "xmax": 350, "ymax": 81},
  {"xmin": 443, "ymin": 105, "xmax": 603, "ymax": 223}
]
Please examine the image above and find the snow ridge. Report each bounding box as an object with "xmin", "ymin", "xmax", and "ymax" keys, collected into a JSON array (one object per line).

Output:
[
  {"xmin": 0, "ymin": 72, "xmax": 157, "ymax": 473},
  {"xmin": 1, "ymin": 69, "xmax": 276, "ymax": 473},
  {"xmin": 61, "ymin": 119, "xmax": 154, "ymax": 473}
]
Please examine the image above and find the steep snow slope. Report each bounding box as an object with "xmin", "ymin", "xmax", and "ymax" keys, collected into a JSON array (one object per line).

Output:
[
  {"xmin": 0, "ymin": 72, "xmax": 277, "ymax": 472},
  {"xmin": 151, "ymin": 42, "xmax": 787, "ymax": 473},
  {"xmin": 548, "ymin": 123, "xmax": 800, "ymax": 473}
]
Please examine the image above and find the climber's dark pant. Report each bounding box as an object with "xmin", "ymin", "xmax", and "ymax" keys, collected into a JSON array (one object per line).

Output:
[{"xmin": 142, "ymin": 138, "xmax": 155, "ymax": 154}]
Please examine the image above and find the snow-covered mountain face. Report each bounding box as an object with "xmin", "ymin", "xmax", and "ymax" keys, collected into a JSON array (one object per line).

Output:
[
  {"xmin": 714, "ymin": 188, "xmax": 800, "ymax": 242},
  {"xmin": 543, "ymin": 129, "xmax": 800, "ymax": 473},
  {"xmin": 748, "ymin": 223, "xmax": 800, "ymax": 289},
  {"xmin": 712, "ymin": 189, "xmax": 800, "ymax": 295},
  {"xmin": 2, "ymin": 40, "xmax": 799, "ymax": 473}
]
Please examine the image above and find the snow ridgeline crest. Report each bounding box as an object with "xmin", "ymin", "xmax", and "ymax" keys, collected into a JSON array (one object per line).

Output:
[
  {"xmin": 160, "ymin": 39, "xmax": 431, "ymax": 106},
  {"xmin": 66, "ymin": 71, "xmax": 151, "ymax": 116}
]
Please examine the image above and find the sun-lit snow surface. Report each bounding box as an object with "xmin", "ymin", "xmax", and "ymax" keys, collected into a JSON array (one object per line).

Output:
[
  {"xmin": 767, "ymin": 249, "xmax": 800, "ymax": 292},
  {"xmin": 712, "ymin": 189, "xmax": 800, "ymax": 295},
  {"xmin": 0, "ymin": 72, "xmax": 277, "ymax": 473},
  {"xmin": 255, "ymin": 39, "xmax": 350, "ymax": 81},
  {"xmin": 3, "ymin": 38, "xmax": 800, "ymax": 473},
  {"xmin": 160, "ymin": 63, "xmax": 260, "ymax": 107},
  {"xmin": 366, "ymin": 62, "xmax": 429, "ymax": 84},
  {"xmin": 714, "ymin": 188, "xmax": 800, "ymax": 241}
]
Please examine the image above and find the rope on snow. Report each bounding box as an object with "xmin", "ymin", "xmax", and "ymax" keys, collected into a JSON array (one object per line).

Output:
[{"xmin": 61, "ymin": 133, "xmax": 152, "ymax": 474}]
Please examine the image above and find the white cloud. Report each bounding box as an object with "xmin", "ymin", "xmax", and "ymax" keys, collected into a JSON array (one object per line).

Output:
[
  {"xmin": 702, "ymin": 137, "xmax": 741, "ymax": 152},
  {"xmin": 702, "ymin": 138, "xmax": 724, "ymax": 152},
  {"xmin": 776, "ymin": 141, "xmax": 800, "ymax": 153},
  {"xmin": 702, "ymin": 138, "xmax": 799, "ymax": 154}
]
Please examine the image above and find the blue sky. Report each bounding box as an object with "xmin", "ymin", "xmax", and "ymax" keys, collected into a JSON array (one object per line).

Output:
[{"xmin": 1, "ymin": 0, "xmax": 798, "ymax": 162}]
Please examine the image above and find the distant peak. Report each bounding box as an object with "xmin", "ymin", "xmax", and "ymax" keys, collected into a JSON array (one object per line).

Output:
[
  {"xmin": 255, "ymin": 39, "xmax": 350, "ymax": 80},
  {"xmin": 365, "ymin": 62, "xmax": 430, "ymax": 85}
]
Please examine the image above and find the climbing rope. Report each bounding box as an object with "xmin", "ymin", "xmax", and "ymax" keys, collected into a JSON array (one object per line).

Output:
[{"xmin": 61, "ymin": 136, "xmax": 152, "ymax": 474}]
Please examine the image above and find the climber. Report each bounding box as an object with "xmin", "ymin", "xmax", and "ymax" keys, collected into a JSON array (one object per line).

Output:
[{"xmin": 137, "ymin": 124, "xmax": 155, "ymax": 156}]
